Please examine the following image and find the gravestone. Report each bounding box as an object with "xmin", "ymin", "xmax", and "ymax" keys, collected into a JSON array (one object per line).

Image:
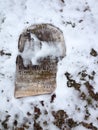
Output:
[{"xmin": 15, "ymin": 24, "xmax": 66, "ymax": 98}]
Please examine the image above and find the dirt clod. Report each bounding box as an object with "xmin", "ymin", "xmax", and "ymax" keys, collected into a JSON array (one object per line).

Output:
[
  {"xmin": 52, "ymin": 110, "xmax": 68, "ymax": 129},
  {"xmin": 34, "ymin": 121, "xmax": 42, "ymax": 130},
  {"xmin": 66, "ymin": 118, "xmax": 78, "ymax": 128}
]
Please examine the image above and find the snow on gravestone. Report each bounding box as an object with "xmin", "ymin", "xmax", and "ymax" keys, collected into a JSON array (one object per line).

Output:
[{"xmin": 15, "ymin": 24, "xmax": 66, "ymax": 98}]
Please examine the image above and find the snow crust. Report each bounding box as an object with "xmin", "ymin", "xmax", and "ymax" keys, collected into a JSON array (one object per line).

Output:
[
  {"xmin": 20, "ymin": 34, "xmax": 63, "ymax": 66},
  {"xmin": 0, "ymin": 0, "xmax": 98, "ymax": 129}
]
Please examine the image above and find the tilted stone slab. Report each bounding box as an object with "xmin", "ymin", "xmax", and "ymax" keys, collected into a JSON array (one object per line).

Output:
[{"xmin": 15, "ymin": 23, "xmax": 66, "ymax": 98}]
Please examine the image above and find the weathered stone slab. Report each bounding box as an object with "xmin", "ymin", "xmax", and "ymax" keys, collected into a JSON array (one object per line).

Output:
[{"xmin": 15, "ymin": 24, "xmax": 66, "ymax": 98}]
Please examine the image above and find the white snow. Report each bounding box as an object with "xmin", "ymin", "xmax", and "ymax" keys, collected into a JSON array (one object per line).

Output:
[
  {"xmin": 0, "ymin": 0, "xmax": 98, "ymax": 129},
  {"xmin": 20, "ymin": 34, "xmax": 63, "ymax": 66}
]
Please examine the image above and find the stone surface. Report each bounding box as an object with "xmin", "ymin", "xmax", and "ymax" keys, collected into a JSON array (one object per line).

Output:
[{"xmin": 15, "ymin": 23, "xmax": 66, "ymax": 98}]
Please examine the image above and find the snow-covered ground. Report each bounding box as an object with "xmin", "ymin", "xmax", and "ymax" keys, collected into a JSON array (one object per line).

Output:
[{"xmin": 0, "ymin": 0, "xmax": 98, "ymax": 129}]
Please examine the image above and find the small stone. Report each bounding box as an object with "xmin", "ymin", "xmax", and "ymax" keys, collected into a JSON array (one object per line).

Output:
[
  {"xmin": 79, "ymin": 19, "xmax": 83, "ymax": 23},
  {"xmin": 40, "ymin": 101, "xmax": 44, "ymax": 106},
  {"xmin": 60, "ymin": 9, "xmax": 63, "ymax": 12},
  {"xmin": 61, "ymin": 0, "xmax": 65, "ymax": 3},
  {"xmin": 27, "ymin": 112, "xmax": 32, "ymax": 116},
  {"xmin": 1, "ymin": 90, "xmax": 4, "ymax": 93},
  {"xmin": 50, "ymin": 94, "xmax": 56, "ymax": 103},
  {"xmin": 83, "ymin": 6, "xmax": 91, "ymax": 12},
  {"xmin": 43, "ymin": 121, "xmax": 48, "ymax": 126},
  {"xmin": 90, "ymin": 48, "xmax": 97, "ymax": 57},
  {"xmin": 13, "ymin": 120, "xmax": 18, "ymax": 126}
]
